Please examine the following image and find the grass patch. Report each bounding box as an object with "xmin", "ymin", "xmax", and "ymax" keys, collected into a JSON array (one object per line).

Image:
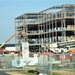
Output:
[
  {"xmin": 53, "ymin": 73, "xmax": 60, "ymax": 75},
  {"xmin": 23, "ymin": 72, "xmax": 36, "ymax": 75},
  {"xmin": 18, "ymin": 71, "xmax": 37, "ymax": 75},
  {"xmin": 18, "ymin": 71, "xmax": 61, "ymax": 75}
]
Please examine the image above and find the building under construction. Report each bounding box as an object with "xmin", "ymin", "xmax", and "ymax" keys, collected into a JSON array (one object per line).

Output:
[{"xmin": 15, "ymin": 4, "xmax": 75, "ymax": 53}]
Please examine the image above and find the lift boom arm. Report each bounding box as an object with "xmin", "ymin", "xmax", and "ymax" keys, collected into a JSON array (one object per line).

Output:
[{"xmin": 0, "ymin": 33, "xmax": 16, "ymax": 48}]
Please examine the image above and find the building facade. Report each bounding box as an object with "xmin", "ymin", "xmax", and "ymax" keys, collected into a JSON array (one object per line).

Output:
[{"xmin": 15, "ymin": 4, "xmax": 75, "ymax": 53}]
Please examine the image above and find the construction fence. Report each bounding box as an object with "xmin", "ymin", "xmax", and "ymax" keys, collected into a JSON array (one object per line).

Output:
[
  {"xmin": 38, "ymin": 52, "xmax": 75, "ymax": 75},
  {"xmin": 0, "ymin": 52, "xmax": 22, "ymax": 69},
  {"xmin": 0, "ymin": 52, "xmax": 75, "ymax": 75}
]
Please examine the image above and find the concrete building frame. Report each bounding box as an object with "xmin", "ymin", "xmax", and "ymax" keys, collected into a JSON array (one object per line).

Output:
[{"xmin": 15, "ymin": 4, "xmax": 75, "ymax": 53}]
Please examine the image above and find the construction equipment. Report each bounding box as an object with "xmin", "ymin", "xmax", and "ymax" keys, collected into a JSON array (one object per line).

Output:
[
  {"xmin": 0, "ymin": 33, "xmax": 16, "ymax": 48},
  {"xmin": 0, "ymin": 31, "xmax": 24, "ymax": 48}
]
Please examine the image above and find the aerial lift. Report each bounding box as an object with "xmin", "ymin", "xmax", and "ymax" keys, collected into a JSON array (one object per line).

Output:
[
  {"xmin": 0, "ymin": 31, "xmax": 24, "ymax": 48},
  {"xmin": 0, "ymin": 33, "xmax": 16, "ymax": 48}
]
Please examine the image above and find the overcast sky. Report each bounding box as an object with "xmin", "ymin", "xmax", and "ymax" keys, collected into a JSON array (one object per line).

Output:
[{"xmin": 0, "ymin": 0, "xmax": 75, "ymax": 44}]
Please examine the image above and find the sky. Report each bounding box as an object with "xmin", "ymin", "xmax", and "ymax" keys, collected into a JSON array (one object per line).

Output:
[{"xmin": 0, "ymin": 0, "xmax": 75, "ymax": 44}]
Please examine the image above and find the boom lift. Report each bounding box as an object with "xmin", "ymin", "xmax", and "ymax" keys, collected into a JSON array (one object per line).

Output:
[
  {"xmin": 0, "ymin": 33, "xmax": 16, "ymax": 48},
  {"xmin": 0, "ymin": 31, "xmax": 24, "ymax": 48}
]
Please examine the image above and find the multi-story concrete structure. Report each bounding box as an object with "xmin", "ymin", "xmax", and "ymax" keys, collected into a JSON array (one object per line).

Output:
[
  {"xmin": 15, "ymin": 13, "xmax": 40, "ymax": 52},
  {"xmin": 15, "ymin": 4, "xmax": 75, "ymax": 53}
]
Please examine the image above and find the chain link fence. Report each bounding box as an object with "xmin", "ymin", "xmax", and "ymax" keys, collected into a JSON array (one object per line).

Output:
[
  {"xmin": 38, "ymin": 52, "xmax": 75, "ymax": 75},
  {"xmin": 0, "ymin": 52, "xmax": 21, "ymax": 69},
  {"xmin": 0, "ymin": 52, "xmax": 75, "ymax": 75}
]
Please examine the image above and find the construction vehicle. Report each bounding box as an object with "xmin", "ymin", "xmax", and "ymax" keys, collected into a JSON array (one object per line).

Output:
[
  {"xmin": 0, "ymin": 33, "xmax": 16, "ymax": 48},
  {"xmin": 0, "ymin": 31, "xmax": 24, "ymax": 48}
]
